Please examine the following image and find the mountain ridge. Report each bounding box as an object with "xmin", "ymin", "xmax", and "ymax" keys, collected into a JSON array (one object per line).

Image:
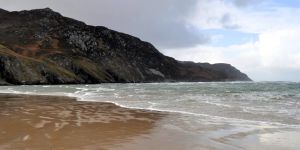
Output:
[{"xmin": 0, "ymin": 8, "xmax": 251, "ymax": 85}]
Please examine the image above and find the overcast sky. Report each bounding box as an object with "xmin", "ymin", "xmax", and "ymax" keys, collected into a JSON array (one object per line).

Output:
[{"xmin": 1, "ymin": 0, "xmax": 300, "ymax": 81}]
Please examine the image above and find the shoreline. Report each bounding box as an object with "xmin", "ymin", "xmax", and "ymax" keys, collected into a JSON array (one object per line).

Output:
[
  {"xmin": 0, "ymin": 84, "xmax": 299, "ymax": 150},
  {"xmin": 0, "ymin": 92, "xmax": 167, "ymax": 114},
  {"xmin": 0, "ymin": 81, "xmax": 255, "ymax": 86},
  {"xmin": 0, "ymin": 92, "xmax": 166, "ymax": 115},
  {"xmin": 0, "ymin": 93, "xmax": 167, "ymax": 150},
  {"xmin": 0, "ymin": 90, "xmax": 298, "ymax": 128}
]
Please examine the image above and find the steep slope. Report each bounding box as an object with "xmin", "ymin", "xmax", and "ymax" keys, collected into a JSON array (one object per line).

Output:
[{"xmin": 0, "ymin": 8, "xmax": 251, "ymax": 85}]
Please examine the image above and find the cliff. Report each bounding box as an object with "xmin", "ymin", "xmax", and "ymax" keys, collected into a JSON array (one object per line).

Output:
[{"xmin": 0, "ymin": 8, "xmax": 251, "ymax": 85}]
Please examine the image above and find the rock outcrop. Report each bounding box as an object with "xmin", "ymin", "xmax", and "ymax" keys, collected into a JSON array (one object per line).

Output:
[{"xmin": 0, "ymin": 8, "xmax": 251, "ymax": 85}]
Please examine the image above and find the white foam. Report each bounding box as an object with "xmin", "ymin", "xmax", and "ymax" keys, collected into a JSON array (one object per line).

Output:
[{"xmin": 0, "ymin": 82, "xmax": 299, "ymax": 129}]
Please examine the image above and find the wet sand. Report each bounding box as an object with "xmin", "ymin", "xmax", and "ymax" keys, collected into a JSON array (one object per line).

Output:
[
  {"xmin": 0, "ymin": 94, "xmax": 165, "ymax": 150},
  {"xmin": 1, "ymin": 94, "xmax": 299, "ymax": 150}
]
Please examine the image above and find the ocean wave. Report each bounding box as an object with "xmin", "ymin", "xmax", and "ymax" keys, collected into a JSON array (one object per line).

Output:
[{"xmin": 0, "ymin": 82, "xmax": 299, "ymax": 128}]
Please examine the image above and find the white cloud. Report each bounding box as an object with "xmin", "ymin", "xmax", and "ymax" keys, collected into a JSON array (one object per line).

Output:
[
  {"xmin": 188, "ymin": 0, "xmax": 300, "ymax": 33},
  {"xmin": 163, "ymin": 28, "xmax": 300, "ymax": 81},
  {"xmin": 166, "ymin": 0, "xmax": 300, "ymax": 81},
  {"xmin": 258, "ymin": 29, "xmax": 300, "ymax": 70},
  {"xmin": 162, "ymin": 42, "xmax": 259, "ymax": 73}
]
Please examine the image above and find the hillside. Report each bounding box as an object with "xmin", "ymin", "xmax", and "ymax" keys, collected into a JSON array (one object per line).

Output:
[{"xmin": 0, "ymin": 8, "xmax": 251, "ymax": 85}]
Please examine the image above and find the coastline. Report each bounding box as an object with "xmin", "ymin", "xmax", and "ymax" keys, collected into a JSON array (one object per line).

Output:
[
  {"xmin": 0, "ymin": 93, "xmax": 166, "ymax": 150},
  {"xmin": 0, "ymin": 83, "xmax": 299, "ymax": 150}
]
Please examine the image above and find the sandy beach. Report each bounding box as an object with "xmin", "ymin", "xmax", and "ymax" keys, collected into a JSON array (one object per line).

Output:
[
  {"xmin": 0, "ymin": 94, "xmax": 166, "ymax": 150},
  {"xmin": 0, "ymin": 91, "xmax": 299, "ymax": 150},
  {"xmin": 0, "ymin": 1, "xmax": 299, "ymax": 149}
]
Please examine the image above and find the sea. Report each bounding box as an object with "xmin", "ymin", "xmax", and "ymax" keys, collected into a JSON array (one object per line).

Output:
[{"xmin": 0, "ymin": 82, "xmax": 299, "ymax": 150}]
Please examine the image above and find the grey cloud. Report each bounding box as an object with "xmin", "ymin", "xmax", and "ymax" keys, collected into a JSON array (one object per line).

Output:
[
  {"xmin": 0, "ymin": 0, "xmax": 209, "ymax": 49},
  {"xmin": 220, "ymin": 13, "xmax": 240, "ymax": 29},
  {"xmin": 233, "ymin": 0, "xmax": 263, "ymax": 7}
]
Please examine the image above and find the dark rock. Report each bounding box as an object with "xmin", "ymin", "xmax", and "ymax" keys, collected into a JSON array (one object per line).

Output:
[{"xmin": 0, "ymin": 8, "xmax": 251, "ymax": 85}]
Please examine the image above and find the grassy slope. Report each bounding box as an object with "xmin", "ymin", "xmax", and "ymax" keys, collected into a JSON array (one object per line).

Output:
[{"xmin": 0, "ymin": 44, "xmax": 79, "ymax": 82}]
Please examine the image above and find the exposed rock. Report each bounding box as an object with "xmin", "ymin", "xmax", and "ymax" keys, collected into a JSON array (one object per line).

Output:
[{"xmin": 0, "ymin": 8, "xmax": 251, "ymax": 85}]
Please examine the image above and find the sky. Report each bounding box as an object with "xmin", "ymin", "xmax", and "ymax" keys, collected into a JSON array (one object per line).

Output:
[{"xmin": 0, "ymin": 0, "xmax": 300, "ymax": 81}]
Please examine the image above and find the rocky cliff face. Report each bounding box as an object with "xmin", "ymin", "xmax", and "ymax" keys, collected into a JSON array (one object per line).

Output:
[{"xmin": 0, "ymin": 8, "xmax": 251, "ymax": 85}]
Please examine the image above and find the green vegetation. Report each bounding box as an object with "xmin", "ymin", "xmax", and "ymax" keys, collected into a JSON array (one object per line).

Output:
[
  {"xmin": 42, "ymin": 59, "xmax": 78, "ymax": 79},
  {"xmin": 74, "ymin": 57, "xmax": 109, "ymax": 81},
  {"xmin": 0, "ymin": 44, "xmax": 5, "ymax": 48}
]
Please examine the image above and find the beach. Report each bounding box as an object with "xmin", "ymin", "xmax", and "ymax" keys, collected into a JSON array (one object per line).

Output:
[
  {"xmin": 0, "ymin": 94, "xmax": 228, "ymax": 150},
  {"xmin": 0, "ymin": 1, "xmax": 299, "ymax": 149},
  {"xmin": 0, "ymin": 82, "xmax": 299, "ymax": 150},
  {"xmin": 0, "ymin": 94, "xmax": 166, "ymax": 150}
]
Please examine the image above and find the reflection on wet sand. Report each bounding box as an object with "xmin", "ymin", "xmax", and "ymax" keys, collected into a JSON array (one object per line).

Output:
[
  {"xmin": 0, "ymin": 94, "xmax": 165, "ymax": 150},
  {"xmin": 1, "ymin": 94, "xmax": 299, "ymax": 150}
]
